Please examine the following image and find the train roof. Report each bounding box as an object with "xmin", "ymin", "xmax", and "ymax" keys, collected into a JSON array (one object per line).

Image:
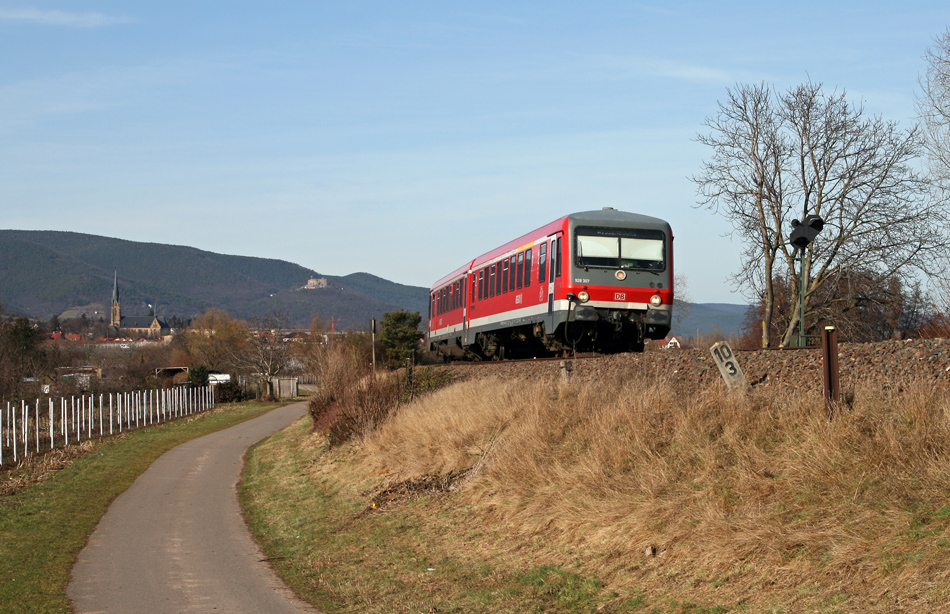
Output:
[
  {"xmin": 567, "ymin": 208, "xmax": 670, "ymax": 228},
  {"xmin": 429, "ymin": 208, "xmax": 671, "ymax": 290}
]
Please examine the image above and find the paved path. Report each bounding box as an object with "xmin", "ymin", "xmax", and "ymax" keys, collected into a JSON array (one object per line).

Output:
[{"xmin": 68, "ymin": 401, "xmax": 320, "ymax": 614}]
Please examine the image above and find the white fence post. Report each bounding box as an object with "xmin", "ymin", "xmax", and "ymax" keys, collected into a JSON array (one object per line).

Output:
[
  {"xmin": 22, "ymin": 400, "xmax": 28, "ymax": 458},
  {"xmin": 21, "ymin": 401, "xmax": 27, "ymax": 458}
]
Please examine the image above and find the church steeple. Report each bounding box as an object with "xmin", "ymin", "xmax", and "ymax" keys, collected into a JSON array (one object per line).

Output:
[{"xmin": 110, "ymin": 272, "xmax": 121, "ymax": 328}]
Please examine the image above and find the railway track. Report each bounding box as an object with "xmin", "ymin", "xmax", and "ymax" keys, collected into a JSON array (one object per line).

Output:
[{"xmin": 436, "ymin": 352, "xmax": 608, "ymax": 367}]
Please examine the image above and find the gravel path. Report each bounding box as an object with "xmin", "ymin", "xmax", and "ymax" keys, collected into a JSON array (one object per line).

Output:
[{"xmin": 68, "ymin": 401, "xmax": 319, "ymax": 614}]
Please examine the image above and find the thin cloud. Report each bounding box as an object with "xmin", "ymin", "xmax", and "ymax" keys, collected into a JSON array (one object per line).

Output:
[
  {"xmin": 0, "ymin": 9, "xmax": 132, "ymax": 27},
  {"xmin": 586, "ymin": 54, "xmax": 742, "ymax": 85}
]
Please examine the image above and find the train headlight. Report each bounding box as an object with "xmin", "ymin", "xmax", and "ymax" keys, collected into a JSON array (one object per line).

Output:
[
  {"xmin": 649, "ymin": 294, "xmax": 662, "ymax": 307},
  {"xmin": 577, "ymin": 291, "xmax": 590, "ymax": 303},
  {"xmin": 615, "ymin": 270, "xmax": 626, "ymax": 281}
]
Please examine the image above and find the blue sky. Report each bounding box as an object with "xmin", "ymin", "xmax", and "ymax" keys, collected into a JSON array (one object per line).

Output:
[{"xmin": 1, "ymin": 2, "xmax": 947, "ymax": 304}]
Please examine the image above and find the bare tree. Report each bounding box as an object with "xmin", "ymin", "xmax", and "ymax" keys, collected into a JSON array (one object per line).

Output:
[
  {"xmin": 695, "ymin": 81, "xmax": 946, "ymax": 346},
  {"xmin": 918, "ymin": 28, "xmax": 950, "ymax": 193},
  {"xmin": 694, "ymin": 83, "xmax": 788, "ymax": 346},
  {"xmin": 238, "ymin": 314, "xmax": 290, "ymax": 401},
  {"xmin": 185, "ymin": 308, "xmax": 248, "ymax": 372}
]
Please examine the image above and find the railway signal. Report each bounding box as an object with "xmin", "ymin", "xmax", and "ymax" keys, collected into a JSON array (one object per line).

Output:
[
  {"xmin": 789, "ymin": 214, "xmax": 824, "ymax": 250},
  {"xmin": 789, "ymin": 215, "xmax": 824, "ymax": 346}
]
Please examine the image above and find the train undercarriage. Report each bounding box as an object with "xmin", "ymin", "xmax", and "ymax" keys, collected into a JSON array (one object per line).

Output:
[{"xmin": 432, "ymin": 307, "xmax": 670, "ymax": 361}]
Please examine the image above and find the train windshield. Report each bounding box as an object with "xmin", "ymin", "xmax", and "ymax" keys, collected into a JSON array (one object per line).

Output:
[{"xmin": 574, "ymin": 226, "xmax": 665, "ymax": 271}]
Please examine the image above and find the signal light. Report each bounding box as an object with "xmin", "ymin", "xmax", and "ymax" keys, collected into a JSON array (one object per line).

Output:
[{"xmin": 789, "ymin": 215, "xmax": 824, "ymax": 250}]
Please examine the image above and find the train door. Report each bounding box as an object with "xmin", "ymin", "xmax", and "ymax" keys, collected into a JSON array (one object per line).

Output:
[
  {"xmin": 463, "ymin": 272, "xmax": 469, "ymax": 335},
  {"xmin": 547, "ymin": 233, "xmax": 563, "ymax": 314}
]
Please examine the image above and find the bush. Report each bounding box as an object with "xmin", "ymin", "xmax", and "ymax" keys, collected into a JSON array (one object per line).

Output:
[
  {"xmin": 215, "ymin": 381, "xmax": 251, "ymax": 403},
  {"xmin": 307, "ymin": 342, "xmax": 454, "ymax": 447}
]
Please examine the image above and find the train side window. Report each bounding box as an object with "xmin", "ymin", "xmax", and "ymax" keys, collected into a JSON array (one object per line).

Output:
[
  {"xmin": 495, "ymin": 261, "xmax": 502, "ymax": 296},
  {"xmin": 489, "ymin": 265, "xmax": 495, "ymax": 298},
  {"xmin": 517, "ymin": 252, "xmax": 524, "ymax": 289},
  {"xmin": 477, "ymin": 269, "xmax": 484, "ymax": 301},
  {"xmin": 549, "ymin": 240, "xmax": 556, "ymax": 283},
  {"xmin": 524, "ymin": 249, "xmax": 532, "ymax": 288},
  {"xmin": 510, "ymin": 256, "xmax": 517, "ymax": 292},
  {"xmin": 555, "ymin": 237, "xmax": 562, "ymax": 279},
  {"xmin": 502, "ymin": 259, "xmax": 509, "ymax": 294},
  {"xmin": 455, "ymin": 280, "xmax": 460, "ymax": 310},
  {"xmin": 539, "ymin": 243, "xmax": 547, "ymax": 283}
]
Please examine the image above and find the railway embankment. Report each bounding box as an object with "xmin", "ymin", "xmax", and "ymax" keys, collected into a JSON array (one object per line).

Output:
[
  {"xmin": 445, "ymin": 337, "xmax": 950, "ymax": 392},
  {"xmin": 243, "ymin": 337, "xmax": 950, "ymax": 613}
]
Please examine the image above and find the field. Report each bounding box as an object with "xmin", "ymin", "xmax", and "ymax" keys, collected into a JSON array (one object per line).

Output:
[{"xmin": 241, "ymin": 342, "xmax": 950, "ymax": 613}]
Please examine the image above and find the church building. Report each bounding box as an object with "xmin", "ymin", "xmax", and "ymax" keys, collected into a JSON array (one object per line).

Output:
[{"xmin": 110, "ymin": 273, "xmax": 169, "ymax": 338}]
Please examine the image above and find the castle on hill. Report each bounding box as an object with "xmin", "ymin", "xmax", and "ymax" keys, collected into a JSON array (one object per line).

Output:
[{"xmin": 110, "ymin": 273, "xmax": 169, "ymax": 338}]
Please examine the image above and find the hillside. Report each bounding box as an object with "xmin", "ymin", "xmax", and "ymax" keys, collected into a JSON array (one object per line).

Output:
[
  {"xmin": 673, "ymin": 302, "xmax": 748, "ymax": 338},
  {"xmin": 0, "ymin": 230, "xmax": 430, "ymax": 327}
]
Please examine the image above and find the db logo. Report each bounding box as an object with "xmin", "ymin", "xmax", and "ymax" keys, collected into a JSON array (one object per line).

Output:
[{"xmin": 614, "ymin": 293, "xmax": 626, "ymax": 301}]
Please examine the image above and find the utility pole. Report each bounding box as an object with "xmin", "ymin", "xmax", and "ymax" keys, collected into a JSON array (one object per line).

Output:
[{"xmin": 371, "ymin": 318, "xmax": 377, "ymax": 374}]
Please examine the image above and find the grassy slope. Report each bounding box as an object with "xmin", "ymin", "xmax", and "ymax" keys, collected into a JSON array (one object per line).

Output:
[
  {"xmin": 243, "ymin": 374, "xmax": 950, "ymax": 613},
  {"xmin": 0, "ymin": 400, "xmax": 285, "ymax": 614},
  {"xmin": 242, "ymin": 416, "xmax": 619, "ymax": 614}
]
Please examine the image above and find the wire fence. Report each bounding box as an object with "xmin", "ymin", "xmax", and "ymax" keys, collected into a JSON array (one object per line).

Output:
[{"xmin": 1, "ymin": 386, "xmax": 215, "ymax": 467}]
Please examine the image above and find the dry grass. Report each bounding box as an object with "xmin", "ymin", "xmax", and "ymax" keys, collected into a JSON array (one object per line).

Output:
[{"xmin": 354, "ymin": 374, "xmax": 950, "ymax": 612}]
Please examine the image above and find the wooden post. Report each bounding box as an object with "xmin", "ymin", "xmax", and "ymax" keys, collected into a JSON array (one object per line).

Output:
[
  {"xmin": 821, "ymin": 326, "xmax": 840, "ymax": 419},
  {"xmin": 371, "ymin": 318, "xmax": 377, "ymax": 374}
]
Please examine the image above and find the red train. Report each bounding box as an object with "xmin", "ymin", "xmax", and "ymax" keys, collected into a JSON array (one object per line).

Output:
[{"xmin": 427, "ymin": 208, "xmax": 673, "ymax": 359}]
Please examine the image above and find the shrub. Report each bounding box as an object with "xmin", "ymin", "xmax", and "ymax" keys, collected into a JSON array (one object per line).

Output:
[
  {"xmin": 307, "ymin": 342, "xmax": 453, "ymax": 447},
  {"xmin": 215, "ymin": 381, "xmax": 250, "ymax": 403}
]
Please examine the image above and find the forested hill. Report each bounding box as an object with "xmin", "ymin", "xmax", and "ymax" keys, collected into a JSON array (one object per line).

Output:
[{"xmin": 0, "ymin": 230, "xmax": 429, "ymax": 327}]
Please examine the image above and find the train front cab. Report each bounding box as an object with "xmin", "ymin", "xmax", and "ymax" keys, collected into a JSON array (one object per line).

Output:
[{"xmin": 554, "ymin": 209, "xmax": 673, "ymax": 353}]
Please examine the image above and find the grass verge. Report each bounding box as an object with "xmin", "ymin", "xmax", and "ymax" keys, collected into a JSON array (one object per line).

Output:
[
  {"xmin": 0, "ymin": 400, "xmax": 288, "ymax": 614},
  {"xmin": 242, "ymin": 412, "xmax": 711, "ymax": 613}
]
